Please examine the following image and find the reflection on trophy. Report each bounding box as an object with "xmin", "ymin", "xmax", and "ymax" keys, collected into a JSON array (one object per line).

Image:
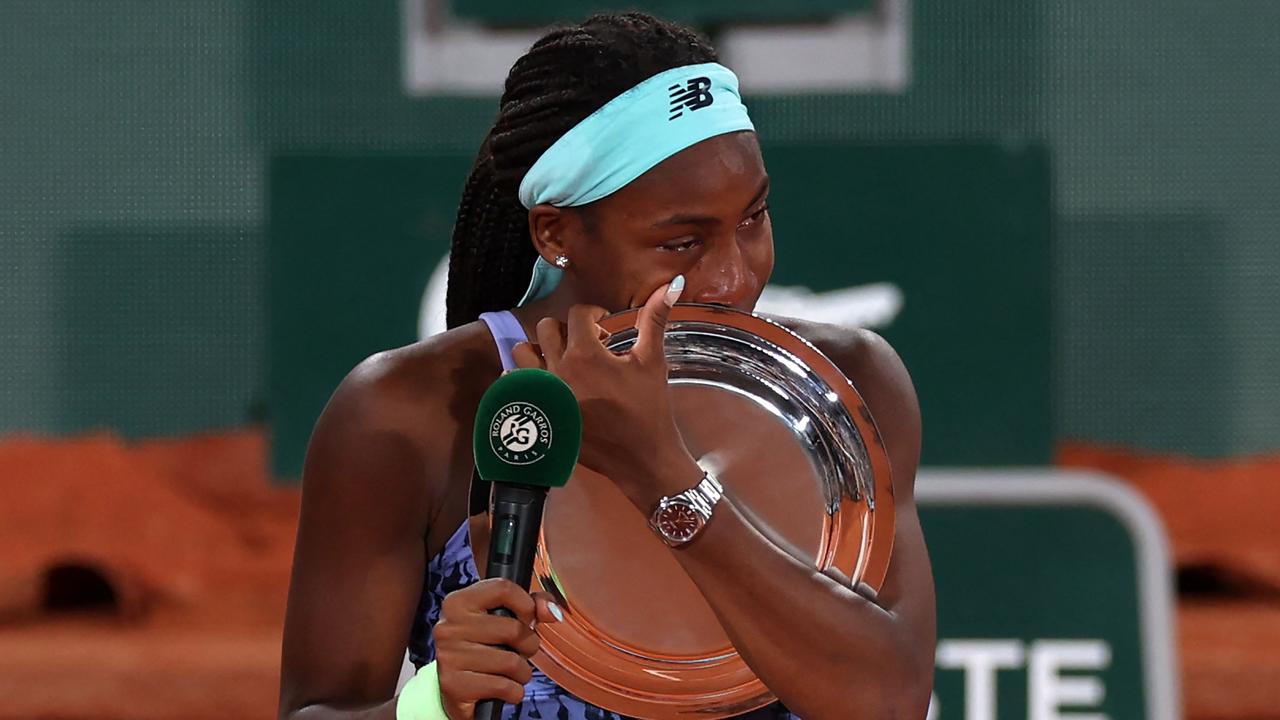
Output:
[{"xmin": 470, "ymin": 304, "xmax": 896, "ymax": 719}]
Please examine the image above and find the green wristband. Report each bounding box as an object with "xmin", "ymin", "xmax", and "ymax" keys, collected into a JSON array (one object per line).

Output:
[{"xmin": 396, "ymin": 660, "xmax": 449, "ymax": 720}]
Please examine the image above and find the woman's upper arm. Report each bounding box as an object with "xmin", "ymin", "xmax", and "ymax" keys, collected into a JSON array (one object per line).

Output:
[
  {"xmin": 830, "ymin": 329, "xmax": 937, "ymax": 685},
  {"xmin": 279, "ymin": 357, "xmax": 440, "ymax": 718}
]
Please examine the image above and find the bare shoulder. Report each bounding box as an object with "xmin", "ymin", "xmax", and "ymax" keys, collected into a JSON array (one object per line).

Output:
[
  {"xmin": 765, "ymin": 316, "xmax": 922, "ymax": 496},
  {"xmin": 280, "ymin": 323, "xmax": 505, "ymax": 714},
  {"xmin": 303, "ymin": 321, "xmax": 502, "ymax": 530},
  {"xmin": 322, "ymin": 323, "xmax": 493, "ymax": 444}
]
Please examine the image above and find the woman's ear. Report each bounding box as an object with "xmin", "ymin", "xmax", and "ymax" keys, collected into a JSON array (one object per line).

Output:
[
  {"xmin": 527, "ymin": 204, "xmax": 570, "ymax": 264},
  {"xmin": 528, "ymin": 204, "xmax": 594, "ymax": 266}
]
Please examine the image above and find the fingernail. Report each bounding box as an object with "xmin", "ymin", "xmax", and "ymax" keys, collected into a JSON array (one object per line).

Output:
[
  {"xmin": 665, "ymin": 275, "xmax": 685, "ymax": 306},
  {"xmin": 548, "ymin": 602, "xmax": 565, "ymax": 623}
]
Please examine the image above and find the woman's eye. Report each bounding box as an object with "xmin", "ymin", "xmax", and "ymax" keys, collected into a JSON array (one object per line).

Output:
[
  {"xmin": 739, "ymin": 204, "xmax": 771, "ymax": 229},
  {"xmin": 660, "ymin": 237, "xmax": 701, "ymax": 252}
]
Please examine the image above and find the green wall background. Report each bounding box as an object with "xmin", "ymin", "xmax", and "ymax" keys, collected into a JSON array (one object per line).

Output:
[{"xmin": 3, "ymin": 1, "xmax": 1277, "ymax": 462}]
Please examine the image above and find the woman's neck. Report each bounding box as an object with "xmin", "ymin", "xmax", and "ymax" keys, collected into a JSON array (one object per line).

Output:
[
  {"xmin": 508, "ymin": 284, "xmax": 643, "ymax": 341},
  {"xmin": 507, "ymin": 292, "xmax": 576, "ymax": 341}
]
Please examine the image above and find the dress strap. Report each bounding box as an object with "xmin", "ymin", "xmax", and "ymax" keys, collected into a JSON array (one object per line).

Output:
[{"xmin": 478, "ymin": 310, "xmax": 529, "ymax": 372}]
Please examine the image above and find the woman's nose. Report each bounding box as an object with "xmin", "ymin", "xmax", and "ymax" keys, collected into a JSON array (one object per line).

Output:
[{"xmin": 688, "ymin": 242, "xmax": 754, "ymax": 307}]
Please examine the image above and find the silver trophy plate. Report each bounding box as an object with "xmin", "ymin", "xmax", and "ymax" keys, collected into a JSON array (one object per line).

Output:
[{"xmin": 470, "ymin": 303, "xmax": 895, "ymax": 719}]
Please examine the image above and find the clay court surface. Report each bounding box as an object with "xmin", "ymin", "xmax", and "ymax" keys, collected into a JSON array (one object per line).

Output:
[{"xmin": 2, "ymin": 432, "xmax": 1278, "ymax": 719}]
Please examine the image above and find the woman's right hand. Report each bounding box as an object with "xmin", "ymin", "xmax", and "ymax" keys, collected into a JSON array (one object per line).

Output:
[{"xmin": 434, "ymin": 578, "xmax": 562, "ymax": 720}]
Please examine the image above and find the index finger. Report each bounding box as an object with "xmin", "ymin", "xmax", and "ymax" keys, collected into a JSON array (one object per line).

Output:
[
  {"xmin": 464, "ymin": 578, "xmax": 538, "ymax": 626},
  {"xmin": 511, "ymin": 341, "xmax": 545, "ymax": 371},
  {"xmin": 564, "ymin": 304, "xmax": 609, "ymax": 353}
]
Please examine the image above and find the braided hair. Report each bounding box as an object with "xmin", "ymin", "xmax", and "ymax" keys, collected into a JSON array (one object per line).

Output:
[{"xmin": 444, "ymin": 12, "xmax": 719, "ymax": 329}]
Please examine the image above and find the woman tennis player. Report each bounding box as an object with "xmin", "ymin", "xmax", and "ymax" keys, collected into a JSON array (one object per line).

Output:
[{"xmin": 279, "ymin": 11, "xmax": 935, "ymax": 720}]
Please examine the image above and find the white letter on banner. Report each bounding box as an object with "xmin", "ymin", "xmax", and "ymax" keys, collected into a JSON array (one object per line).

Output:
[
  {"xmin": 936, "ymin": 639, "xmax": 1025, "ymax": 720},
  {"xmin": 1028, "ymin": 640, "xmax": 1111, "ymax": 720}
]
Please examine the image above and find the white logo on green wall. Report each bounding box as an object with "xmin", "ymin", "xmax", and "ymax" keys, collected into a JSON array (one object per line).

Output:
[{"xmin": 417, "ymin": 255, "xmax": 904, "ymax": 340}]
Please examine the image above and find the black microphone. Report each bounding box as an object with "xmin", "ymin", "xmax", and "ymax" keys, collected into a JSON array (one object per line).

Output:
[{"xmin": 471, "ymin": 369, "xmax": 581, "ymax": 720}]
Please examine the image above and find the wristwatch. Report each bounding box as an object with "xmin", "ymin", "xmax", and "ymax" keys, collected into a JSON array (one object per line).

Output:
[{"xmin": 648, "ymin": 469, "xmax": 724, "ymax": 547}]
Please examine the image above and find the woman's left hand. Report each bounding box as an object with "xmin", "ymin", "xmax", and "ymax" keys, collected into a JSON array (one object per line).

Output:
[{"xmin": 511, "ymin": 276, "xmax": 697, "ymax": 504}]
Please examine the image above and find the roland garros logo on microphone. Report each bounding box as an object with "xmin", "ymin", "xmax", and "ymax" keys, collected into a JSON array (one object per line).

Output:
[{"xmin": 490, "ymin": 402, "xmax": 552, "ymax": 465}]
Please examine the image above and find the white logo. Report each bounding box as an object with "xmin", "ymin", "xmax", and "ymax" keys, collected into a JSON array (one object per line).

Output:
[
  {"xmin": 489, "ymin": 402, "xmax": 552, "ymax": 465},
  {"xmin": 417, "ymin": 255, "xmax": 904, "ymax": 341}
]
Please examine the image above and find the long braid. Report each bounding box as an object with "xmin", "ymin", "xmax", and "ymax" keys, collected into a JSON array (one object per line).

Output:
[
  {"xmin": 445, "ymin": 12, "xmax": 719, "ymax": 329},
  {"xmin": 445, "ymin": 135, "xmax": 534, "ymax": 329}
]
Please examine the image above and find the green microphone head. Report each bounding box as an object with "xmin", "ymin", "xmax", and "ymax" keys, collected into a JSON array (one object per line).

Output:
[{"xmin": 473, "ymin": 368, "xmax": 582, "ymax": 487}]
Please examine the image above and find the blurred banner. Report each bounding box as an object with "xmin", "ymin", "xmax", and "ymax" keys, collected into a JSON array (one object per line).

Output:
[{"xmin": 402, "ymin": 0, "xmax": 906, "ymax": 94}]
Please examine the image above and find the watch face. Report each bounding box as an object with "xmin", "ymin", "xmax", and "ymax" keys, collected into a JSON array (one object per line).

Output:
[{"xmin": 656, "ymin": 501, "xmax": 704, "ymax": 543}]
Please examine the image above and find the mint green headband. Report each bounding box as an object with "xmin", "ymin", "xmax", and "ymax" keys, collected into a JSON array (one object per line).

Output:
[{"xmin": 515, "ymin": 62, "xmax": 755, "ymax": 306}]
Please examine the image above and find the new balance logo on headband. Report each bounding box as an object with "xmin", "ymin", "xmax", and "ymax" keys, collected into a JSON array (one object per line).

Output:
[
  {"xmin": 668, "ymin": 77, "xmax": 714, "ymax": 120},
  {"xmin": 518, "ymin": 63, "xmax": 753, "ymax": 209}
]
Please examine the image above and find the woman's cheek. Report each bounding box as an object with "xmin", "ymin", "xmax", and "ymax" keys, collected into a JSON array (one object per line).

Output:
[{"xmin": 750, "ymin": 230, "xmax": 776, "ymax": 284}]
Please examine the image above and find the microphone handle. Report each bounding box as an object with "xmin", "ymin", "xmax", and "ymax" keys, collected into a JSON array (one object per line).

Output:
[{"xmin": 474, "ymin": 484, "xmax": 548, "ymax": 720}]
